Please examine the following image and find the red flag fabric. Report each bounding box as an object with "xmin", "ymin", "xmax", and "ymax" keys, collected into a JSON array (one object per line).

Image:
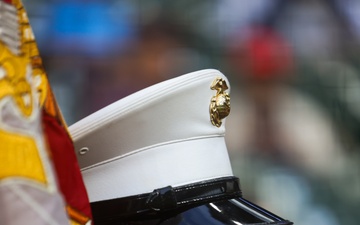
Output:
[{"xmin": 42, "ymin": 111, "xmax": 93, "ymax": 223}]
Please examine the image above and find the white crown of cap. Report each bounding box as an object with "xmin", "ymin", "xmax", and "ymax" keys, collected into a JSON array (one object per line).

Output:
[{"xmin": 69, "ymin": 69, "xmax": 234, "ymax": 202}]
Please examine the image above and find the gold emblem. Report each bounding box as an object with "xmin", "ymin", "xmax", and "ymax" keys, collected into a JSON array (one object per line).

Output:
[{"xmin": 210, "ymin": 77, "xmax": 230, "ymax": 127}]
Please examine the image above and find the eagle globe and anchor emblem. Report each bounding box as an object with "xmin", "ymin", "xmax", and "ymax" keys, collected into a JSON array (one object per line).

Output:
[{"xmin": 210, "ymin": 77, "xmax": 231, "ymax": 127}]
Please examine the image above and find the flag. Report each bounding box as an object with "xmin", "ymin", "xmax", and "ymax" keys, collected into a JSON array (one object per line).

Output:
[{"xmin": 0, "ymin": 0, "xmax": 92, "ymax": 224}]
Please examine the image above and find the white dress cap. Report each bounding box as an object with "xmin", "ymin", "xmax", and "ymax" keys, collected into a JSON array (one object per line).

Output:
[{"xmin": 69, "ymin": 69, "xmax": 233, "ymax": 202}]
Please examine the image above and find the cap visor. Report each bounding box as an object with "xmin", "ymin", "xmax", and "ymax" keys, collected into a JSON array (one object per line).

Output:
[{"xmin": 92, "ymin": 197, "xmax": 292, "ymax": 225}]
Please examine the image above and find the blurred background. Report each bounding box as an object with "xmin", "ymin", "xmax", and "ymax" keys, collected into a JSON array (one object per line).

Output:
[{"xmin": 23, "ymin": 0, "xmax": 360, "ymax": 224}]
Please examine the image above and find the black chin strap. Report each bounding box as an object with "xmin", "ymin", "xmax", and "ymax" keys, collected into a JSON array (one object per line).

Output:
[{"xmin": 91, "ymin": 176, "xmax": 242, "ymax": 222}]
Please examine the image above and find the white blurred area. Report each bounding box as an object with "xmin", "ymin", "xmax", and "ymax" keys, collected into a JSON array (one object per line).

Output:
[{"xmin": 24, "ymin": 0, "xmax": 360, "ymax": 224}]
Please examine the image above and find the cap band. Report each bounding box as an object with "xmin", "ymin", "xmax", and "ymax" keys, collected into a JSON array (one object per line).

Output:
[
  {"xmin": 91, "ymin": 176, "xmax": 242, "ymax": 223},
  {"xmin": 81, "ymin": 136, "xmax": 233, "ymax": 201}
]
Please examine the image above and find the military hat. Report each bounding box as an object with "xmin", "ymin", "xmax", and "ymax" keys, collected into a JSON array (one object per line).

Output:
[{"xmin": 69, "ymin": 69, "xmax": 292, "ymax": 225}]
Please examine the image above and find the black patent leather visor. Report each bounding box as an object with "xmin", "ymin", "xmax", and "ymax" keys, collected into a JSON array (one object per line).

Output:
[{"xmin": 91, "ymin": 176, "xmax": 293, "ymax": 225}]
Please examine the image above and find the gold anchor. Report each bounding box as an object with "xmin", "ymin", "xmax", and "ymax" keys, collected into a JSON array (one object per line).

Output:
[{"xmin": 209, "ymin": 77, "xmax": 230, "ymax": 127}]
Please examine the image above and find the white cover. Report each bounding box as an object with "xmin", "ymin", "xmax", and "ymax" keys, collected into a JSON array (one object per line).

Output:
[{"xmin": 69, "ymin": 69, "xmax": 234, "ymax": 202}]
